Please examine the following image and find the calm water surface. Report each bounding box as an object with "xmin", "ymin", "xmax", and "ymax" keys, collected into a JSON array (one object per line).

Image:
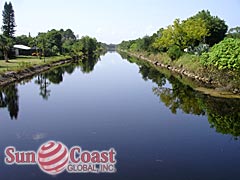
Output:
[{"xmin": 0, "ymin": 52, "xmax": 240, "ymax": 180}]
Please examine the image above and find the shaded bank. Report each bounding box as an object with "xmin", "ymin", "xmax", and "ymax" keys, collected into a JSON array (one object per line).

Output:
[
  {"xmin": 119, "ymin": 51, "xmax": 240, "ymax": 98},
  {"xmin": 121, "ymin": 53, "xmax": 240, "ymax": 139}
]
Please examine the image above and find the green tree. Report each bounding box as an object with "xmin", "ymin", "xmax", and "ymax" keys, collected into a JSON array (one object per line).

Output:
[
  {"xmin": 2, "ymin": 2, "xmax": 16, "ymax": 38},
  {"xmin": 190, "ymin": 10, "xmax": 228, "ymax": 46},
  {"xmin": 62, "ymin": 39, "xmax": 75, "ymax": 54},
  {"xmin": 182, "ymin": 17, "xmax": 209, "ymax": 48},
  {"xmin": 153, "ymin": 19, "xmax": 187, "ymax": 50},
  {"xmin": 153, "ymin": 18, "xmax": 208, "ymax": 51},
  {"xmin": 72, "ymin": 36, "xmax": 100, "ymax": 57},
  {"xmin": 36, "ymin": 29, "xmax": 76, "ymax": 57},
  {"xmin": 0, "ymin": 34, "xmax": 13, "ymax": 62},
  {"xmin": 61, "ymin": 29, "xmax": 76, "ymax": 41},
  {"xmin": 36, "ymin": 33, "xmax": 47, "ymax": 58},
  {"xmin": 153, "ymin": 25, "xmax": 176, "ymax": 50},
  {"xmin": 118, "ymin": 40, "xmax": 133, "ymax": 50},
  {"xmin": 71, "ymin": 40, "xmax": 84, "ymax": 59},
  {"xmin": 34, "ymin": 29, "xmax": 101, "ymax": 58},
  {"xmin": 15, "ymin": 35, "xmax": 33, "ymax": 46},
  {"xmin": 46, "ymin": 29, "xmax": 62, "ymax": 55}
]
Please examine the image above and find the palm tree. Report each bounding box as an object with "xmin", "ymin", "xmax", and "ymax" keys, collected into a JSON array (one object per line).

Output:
[{"xmin": 0, "ymin": 34, "xmax": 12, "ymax": 62}]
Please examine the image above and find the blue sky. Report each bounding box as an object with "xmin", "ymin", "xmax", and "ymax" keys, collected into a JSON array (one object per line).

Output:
[{"xmin": 0, "ymin": 0, "xmax": 239, "ymax": 44}]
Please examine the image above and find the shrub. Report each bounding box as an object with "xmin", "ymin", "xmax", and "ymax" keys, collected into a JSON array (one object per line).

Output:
[
  {"xmin": 167, "ymin": 45, "xmax": 182, "ymax": 60},
  {"xmin": 200, "ymin": 38, "xmax": 240, "ymax": 70}
]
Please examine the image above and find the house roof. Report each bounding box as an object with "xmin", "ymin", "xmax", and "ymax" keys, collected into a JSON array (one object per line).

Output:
[{"xmin": 13, "ymin": 45, "xmax": 31, "ymax": 50}]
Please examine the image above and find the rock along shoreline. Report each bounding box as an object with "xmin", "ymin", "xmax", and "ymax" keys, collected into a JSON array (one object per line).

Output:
[
  {"xmin": 0, "ymin": 58, "xmax": 74, "ymax": 87},
  {"xmin": 122, "ymin": 51, "xmax": 240, "ymax": 98}
]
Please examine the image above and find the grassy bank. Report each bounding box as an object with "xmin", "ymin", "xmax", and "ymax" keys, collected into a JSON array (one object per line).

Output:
[
  {"xmin": 0, "ymin": 55, "xmax": 71, "ymax": 74},
  {"xmin": 0, "ymin": 56, "xmax": 76, "ymax": 87},
  {"xmin": 146, "ymin": 52, "xmax": 203, "ymax": 73},
  {"xmin": 120, "ymin": 50, "xmax": 240, "ymax": 95}
]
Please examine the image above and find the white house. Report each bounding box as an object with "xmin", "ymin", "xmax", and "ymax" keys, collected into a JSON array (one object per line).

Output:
[{"xmin": 13, "ymin": 44, "xmax": 31, "ymax": 56}]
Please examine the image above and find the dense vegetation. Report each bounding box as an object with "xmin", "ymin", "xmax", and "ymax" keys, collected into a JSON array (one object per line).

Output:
[
  {"xmin": 118, "ymin": 10, "xmax": 240, "ymax": 75},
  {"xmin": 9, "ymin": 29, "xmax": 104, "ymax": 60},
  {"xmin": 28, "ymin": 29, "xmax": 103, "ymax": 58},
  {"xmin": 201, "ymin": 38, "xmax": 240, "ymax": 70},
  {"xmin": 119, "ymin": 10, "xmax": 228, "ymax": 53}
]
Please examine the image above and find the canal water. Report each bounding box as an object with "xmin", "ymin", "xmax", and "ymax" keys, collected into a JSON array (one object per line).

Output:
[{"xmin": 0, "ymin": 52, "xmax": 240, "ymax": 180}]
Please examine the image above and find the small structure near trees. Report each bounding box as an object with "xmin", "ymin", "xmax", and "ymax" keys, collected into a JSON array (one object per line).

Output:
[{"xmin": 13, "ymin": 44, "xmax": 31, "ymax": 56}]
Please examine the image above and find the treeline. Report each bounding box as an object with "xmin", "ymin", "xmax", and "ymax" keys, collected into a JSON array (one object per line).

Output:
[
  {"xmin": 15, "ymin": 29, "xmax": 104, "ymax": 59},
  {"xmin": 118, "ymin": 10, "xmax": 240, "ymax": 71}
]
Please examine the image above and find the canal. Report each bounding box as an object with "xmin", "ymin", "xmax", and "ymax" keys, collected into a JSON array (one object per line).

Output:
[{"xmin": 0, "ymin": 52, "xmax": 240, "ymax": 180}]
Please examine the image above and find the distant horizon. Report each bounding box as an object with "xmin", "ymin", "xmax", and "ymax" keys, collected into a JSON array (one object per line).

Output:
[{"xmin": 0, "ymin": 0, "xmax": 239, "ymax": 44}]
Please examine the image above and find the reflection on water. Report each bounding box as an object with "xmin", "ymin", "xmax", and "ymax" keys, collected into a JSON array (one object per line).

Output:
[
  {"xmin": 0, "ymin": 55, "xmax": 100, "ymax": 119},
  {"xmin": 1, "ymin": 52, "xmax": 240, "ymax": 139},
  {"xmin": 35, "ymin": 75, "xmax": 51, "ymax": 100},
  {"xmin": 0, "ymin": 52, "xmax": 240, "ymax": 180},
  {"xmin": 0, "ymin": 84, "xmax": 19, "ymax": 120},
  {"xmin": 123, "ymin": 53, "xmax": 240, "ymax": 139}
]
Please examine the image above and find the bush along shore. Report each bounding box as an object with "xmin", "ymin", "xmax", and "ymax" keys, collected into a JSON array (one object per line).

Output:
[
  {"xmin": 118, "ymin": 10, "xmax": 240, "ymax": 97},
  {"xmin": 120, "ymin": 50, "xmax": 240, "ymax": 97}
]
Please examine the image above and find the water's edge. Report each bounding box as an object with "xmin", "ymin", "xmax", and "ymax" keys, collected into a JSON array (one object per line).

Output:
[
  {"xmin": 121, "ymin": 51, "xmax": 240, "ymax": 99},
  {"xmin": 0, "ymin": 58, "xmax": 75, "ymax": 87}
]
